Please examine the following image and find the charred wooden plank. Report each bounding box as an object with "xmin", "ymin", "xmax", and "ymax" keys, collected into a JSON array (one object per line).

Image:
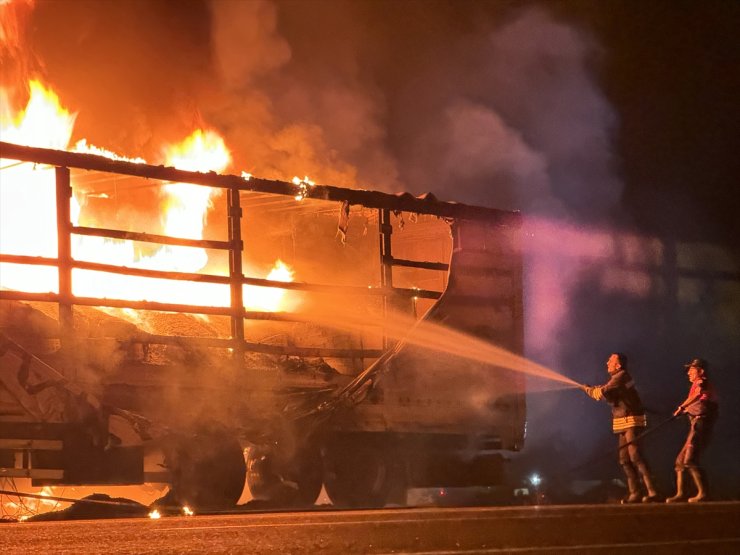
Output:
[{"xmin": 0, "ymin": 141, "xmax": 520, "ymax": 224}]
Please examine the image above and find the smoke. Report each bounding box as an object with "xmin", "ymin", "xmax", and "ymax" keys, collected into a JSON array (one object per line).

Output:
[
  {"xmin": 204, "ymin": 3, "xmax": 622, "ymax": 218},
  {"xmin": 372, "ymin": 7, "xmax": 620, "ymax": 219},
  {"xmin": 201, "ymin": 2, "xmax": 632, "ymax": 376},
  {"xmin": 13, "ymin": 0, "xmax": 739, "ymax": 491},
  {"xmin": 4, "ymin": 2, "xmax": 621, "ymax": 217},
  {"xmin": 211, "ymin": 0, "xmax": 290, "ymax": 86},
  {"xmin": 203, "ymin": 0, "xmax": 400, "ymax": 188},
  {"xmin": 2, "ymin": 0, "xmax": 625, "ymax": 430},
  {"xmin": 200, "ymin": 2, "xmax": 634, "ymax": 380}
]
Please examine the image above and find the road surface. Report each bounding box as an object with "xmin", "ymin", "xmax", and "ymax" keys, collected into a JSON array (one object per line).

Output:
[{"xmin": 1, "ymin": 502, "xmax": 739, "ymax": 554}]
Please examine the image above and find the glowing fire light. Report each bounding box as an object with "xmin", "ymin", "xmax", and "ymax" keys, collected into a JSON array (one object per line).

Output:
[
  {"xmin": 181, "ymin": 505, "xmax": 194, "ymax": 516},
  {"xmin": 0, "ymin": 79, "xmax": 76, "ymax": 149},
  {"xmin": 0, "ymin": 79, "xmax": 297, "ymax": 314},
  {"xmin": 73, "ymin": 138, "xmax": 146, "ymax": 163},
  {"xmin": 244, "ymin": 260, "xmax": 294, "ymax": 311},
  {"xmin": 1, "ymin": 485, "xmax": 62, "ymax": 521},
  {"xmin": 148, "ymin": 509, "xmax": 161, "ymax": 519},
  {"xmin": 163, "ymin": 129, "xmax": 230, "ymax": 174},
  {"xmin": 293, "ymin": 175, "xmax": 315, "ymax": 201}
]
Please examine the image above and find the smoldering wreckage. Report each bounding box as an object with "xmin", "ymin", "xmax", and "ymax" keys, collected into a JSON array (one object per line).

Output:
[{"xmin": 0, "ymin": 140, "xmax": 527, "ymax": 520}]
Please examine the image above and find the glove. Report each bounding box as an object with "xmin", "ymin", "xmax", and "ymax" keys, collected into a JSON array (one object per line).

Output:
[{"xmin": 583, "ymin": 385, "xmax": 603, "ymax": 401}]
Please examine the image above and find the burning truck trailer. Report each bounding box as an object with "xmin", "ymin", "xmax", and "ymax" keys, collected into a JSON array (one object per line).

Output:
[{"xmin": 0, "ymin": 140, "xmax": 525, "ymax": 512}]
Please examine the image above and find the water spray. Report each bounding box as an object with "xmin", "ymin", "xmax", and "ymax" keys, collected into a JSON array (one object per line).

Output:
[{"xmin": 299, "ymin": 300, "xmax": 580, "ymax": 390}]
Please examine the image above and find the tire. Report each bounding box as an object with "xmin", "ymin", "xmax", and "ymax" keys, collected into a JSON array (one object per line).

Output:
[
  {"xmin": 246, "ymin": 444, "xmax": 323, "ymax": 507},
  {"xmin": 164, "ymin": 425, "xmax": 246, "ymax": 510},
  {"xmin": 322, "ymin": 434, "xmax": 402, "ymax": 508}
]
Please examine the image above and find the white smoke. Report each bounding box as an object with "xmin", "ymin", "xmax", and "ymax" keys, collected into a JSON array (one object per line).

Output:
[
  {"xmin": 395, "ymin": 7, "xmax": 620, "ymax": 219},
  {"xmin": 211, "ymin": 0, "xmax": 291, "ymax": 88},
  {"xmin": 206, "ymin": 0, "xmax": 400, "ymax": 188}
]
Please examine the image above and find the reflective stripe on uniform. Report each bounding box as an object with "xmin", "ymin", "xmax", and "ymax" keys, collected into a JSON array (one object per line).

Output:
[{"xmin": 612, "ymin": 414, "xmax": 647, "ymax": 432}]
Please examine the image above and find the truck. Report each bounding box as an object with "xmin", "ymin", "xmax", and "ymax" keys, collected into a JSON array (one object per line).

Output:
[{"xmin": 0, "ymin": 140, "xmax": 525, "ymax": 510}]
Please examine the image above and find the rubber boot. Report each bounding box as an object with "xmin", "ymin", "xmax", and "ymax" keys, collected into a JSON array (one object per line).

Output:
[
  {"xmin": 688, "ymin": 468, "xmax": 707, "ymax": 503},
  {"xmin": 666, "ymin": 470, "xmax": 686, "ymax": 503},
  {"xmin": 639, "ymin": 469, "xmax": 660, "ymax": 503},
  {"xmin": 621, "ymin": 476, "xmax": 641, "ymax": 504}
]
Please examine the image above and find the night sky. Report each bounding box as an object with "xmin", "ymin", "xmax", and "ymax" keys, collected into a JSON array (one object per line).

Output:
[{"xmin": 3, "ymin": 0, "xmax": 739, "ymax": 498}]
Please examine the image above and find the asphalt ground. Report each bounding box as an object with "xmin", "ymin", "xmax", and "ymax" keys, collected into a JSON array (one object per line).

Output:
[{"xmin": 2, "ymin": 502, "xmax": 740, "ymax": 554}]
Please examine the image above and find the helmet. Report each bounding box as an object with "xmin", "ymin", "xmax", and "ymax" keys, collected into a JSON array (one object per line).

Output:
[{"xmin": 684, "ymin": 357, "xmax": 708, "ymax": 370}]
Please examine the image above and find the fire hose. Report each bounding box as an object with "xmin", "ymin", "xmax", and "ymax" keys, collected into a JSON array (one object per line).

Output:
[{"xmin": 564, "ymin": 387, "xmax": 702, "ymax": 476}]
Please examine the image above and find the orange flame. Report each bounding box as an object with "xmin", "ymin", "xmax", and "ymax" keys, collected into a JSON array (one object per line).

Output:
[
  {"xmin": 245, "ymin": 259, "xmax": 294, "ymax": 311},
  {"xmin": 0, "ymin": 79, "xmax": 76, "ymax": 149},
  {"xmin": 0, "ymin": 79, "xmax": 296, "ymax": 314}
]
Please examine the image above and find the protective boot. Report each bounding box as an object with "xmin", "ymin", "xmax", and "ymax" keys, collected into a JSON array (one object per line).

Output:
[
  {"xmin": 688, "ymin": 468, "xmax": 707, "ymax": 503},
  {"xmin": 666, "ymin": 470, "xmax": 686, "ymax": 503},
  {"xmin": 621, "ymin": 476, "xmax": 642, "ymax": 504},
  {"xmin": 639, "ymin": 469, "xmax": 659, "ymax": 503},
  {"xmin": 642, "ymin": 474, "xmax": 658, "ymax": 503}
]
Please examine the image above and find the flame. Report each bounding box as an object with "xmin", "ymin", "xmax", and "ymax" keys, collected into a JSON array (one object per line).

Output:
[
  {"xmin": 148, "ymin": 509, "xmax": 161, "ymax": 519},
  {"xmin": 73, "ymin": 138, "xmax": 146, "ymax": 163},
  {"xmin": 244, "ymin": 259, "xmax": 294, "ymax": 311},
  {"xmin": 1, "ymin": 80, "xmax": 71, "ymax": 293},
  {"xmin": 292, "ymin": 175, "xmax": 315, "ymax": 201},
  {"xmin": 1, "ymin": 79, "xmax": 297, "ymax": 315},
  {"xmin": 0, "ymin": 79, "xmax": 76, "ymax": 149},
  {"xmin": 181, "ymin": 505, "xmax": 194, "ymax": 516},
  {"xmin": 163, "ymin": 129, "xmax": 231, "ymax": 174}
]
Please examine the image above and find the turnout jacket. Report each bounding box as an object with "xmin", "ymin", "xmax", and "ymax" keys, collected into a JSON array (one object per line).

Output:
[{"xmin": 586, "ymin": 369, "xmax": 647, "ymax": 433}]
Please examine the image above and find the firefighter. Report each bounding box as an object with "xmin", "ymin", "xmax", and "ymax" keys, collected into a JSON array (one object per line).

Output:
[
  {"xmin": 666, "ymin": 358, "xmax": 718, "ymax": 503},
  {"xmin": 582, "ymin": 353, "xmax": 659, "ymax": 503}
]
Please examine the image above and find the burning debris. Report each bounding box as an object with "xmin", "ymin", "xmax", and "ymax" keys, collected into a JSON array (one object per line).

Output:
[{"xmin": 24, "ymin": 493, "xmax": 148, "ymax": 522}]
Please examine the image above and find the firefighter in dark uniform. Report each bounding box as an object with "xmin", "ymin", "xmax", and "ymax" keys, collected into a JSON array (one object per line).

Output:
[
  {"xmin": 582, "ymin": 353, "xmax": 659, "ymax": 503},
  {"xmin": 666, "ymin": 357, "xmax": 718, "ymax": 503}
]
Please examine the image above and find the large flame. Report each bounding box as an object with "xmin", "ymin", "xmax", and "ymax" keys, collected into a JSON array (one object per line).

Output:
[
  {"xmin": 0, "ymin": 79, "xmax": 294, "ymax": 314},
  {"xmin": 245, "ymin": 259, "xmax": 294, "ymax": 311},
  {"xmin": 1, "ymin": 79, "xmax": 75, "ymax": 149},
  {"xmin": 0, "ymin": 80, "xmax": 70, "ymax": 292}
]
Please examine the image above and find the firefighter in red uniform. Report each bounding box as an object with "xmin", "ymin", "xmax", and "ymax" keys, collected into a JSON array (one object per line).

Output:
[
  {"xmin": 582, "ymin": 353, "xmax": 659, "ymax": 503},
  {"xmin": 666, "ymin": 358, "xmax": 718, "ymax": 503}
]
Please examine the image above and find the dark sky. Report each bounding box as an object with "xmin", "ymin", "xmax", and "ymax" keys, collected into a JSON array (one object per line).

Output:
[
  {"xmin": 550, "ymin": 1, "xmax": 739, "ymax": 247},
  {"xmin": 3, "ymin": 0, "xmax": 739, "ymax": 495}
]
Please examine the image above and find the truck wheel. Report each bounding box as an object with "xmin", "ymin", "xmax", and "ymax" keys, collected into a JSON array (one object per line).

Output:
[
  {"xmin": 323, "ymin": 436, "xmax": 400, "ymax": 508},
  {"xmin": 246, "ymin": 444, "xmax": 323, "ymax": 507},
  {"xmin": 164, "ymin": 426, "xmax": 246, "ymax": 510}
]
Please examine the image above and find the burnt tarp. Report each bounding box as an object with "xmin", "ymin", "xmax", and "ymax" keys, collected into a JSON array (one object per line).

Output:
[
  {"xmin": 326, "ymin": 218, "xmax": 526, "ymax": 450},
  {"xmin": 0, "ymin": 333, "xmax": 101, "ymax": 426}
]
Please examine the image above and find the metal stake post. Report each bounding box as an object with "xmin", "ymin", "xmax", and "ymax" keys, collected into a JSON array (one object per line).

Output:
[
  {"xmin": 378, "ymin": 208, "xmax": 393, "ymax": 349},
  {"xmin": 227, "ymin": 187, "xmax": 245, "ymax": 360},
  {"xmin": 55, "ymin": 166, "xmax": 74, "ymax": 351}
]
